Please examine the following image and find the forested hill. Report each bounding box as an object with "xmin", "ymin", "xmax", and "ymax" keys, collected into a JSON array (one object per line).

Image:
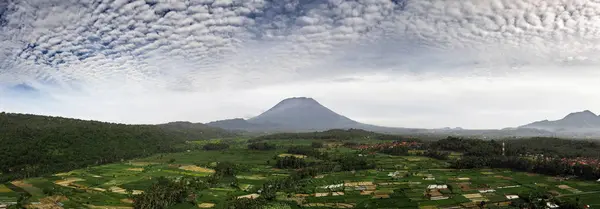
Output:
[
  {"xmin": 157, "ymin": 121, "xmax": 240, "ymax": 139},
  {"xmin": 0, "ymin": 113, "xmax": 234, "ymax": 182}
]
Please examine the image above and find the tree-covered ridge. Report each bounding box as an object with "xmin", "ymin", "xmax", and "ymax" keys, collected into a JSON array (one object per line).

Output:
[
  {"xmin": 249, "ymin": 128, "xmax": 420, "ymax": 142},
  {"xmin": 0, "ymin": 112, "xmax": 234, "ymax": 182},
  {"xmin": 429, "ymin": 136, "xmax": 600, "ymax": 180},
  {"xmin": 430, "ymin": 136, "xmax": 600, "ymax": 158},
  {"xmin": 158, "ymin": 121, "xmax": 239, "ymax": 140}
]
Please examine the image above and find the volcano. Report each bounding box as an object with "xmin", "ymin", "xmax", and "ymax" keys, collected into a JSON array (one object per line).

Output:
[{"xmin": 207, "ymin": 97, "xmax": 364, "ymax": 132}]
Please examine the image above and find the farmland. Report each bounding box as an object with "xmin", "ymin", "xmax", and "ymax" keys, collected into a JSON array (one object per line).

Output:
[{"xmin": 2, "ymin": 138, "xmax": 600, "ymax": 209}]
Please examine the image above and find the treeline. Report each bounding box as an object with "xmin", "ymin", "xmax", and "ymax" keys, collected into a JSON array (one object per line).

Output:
[
  {"xmin": 378, "ymin": 146, "xmax": 409, "ymax": 156},
  {"xmin": 158, "ymin": 121, "xmax": 239, "ymax": 140},
  {"xmin": 421, "ymin": 150, "xmax": 450, "ymax": 160},
  {"xmin": 432, "ymin": 136, "xmax": 600, "ymax": 180},
  {"xmin": 249, "ymin": 129, "xmax": 419, "ymax": 142},
  {"xmin": 452, "ymin": 156, "xmax": 600, "ymax": 180},
  {"xmin": 428, "ymin": 137, "xmax": 502, "ymax": 156},
  {"xmin": 428, "ymin": 136, "xmax": 600, "ymax": 158},
  {"xmin": 247, "ymin": 142, "xmax": 276, "ymax": 150},
  {"xmin": 505, "ymin": 137, "xmax": 600, "ymax": 158},
  {"xmin": 0, "ymin": 113, "xmax": 233, "ymax": 182},
  {"xmin": 287, "ymin": 146, "xmax": 324, "ymax": 158}
]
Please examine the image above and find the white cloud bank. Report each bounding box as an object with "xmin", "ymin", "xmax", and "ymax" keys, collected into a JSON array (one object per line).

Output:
[{"xmin": 2, "ymin": 0, "xmax": 600, "ymax": 129}]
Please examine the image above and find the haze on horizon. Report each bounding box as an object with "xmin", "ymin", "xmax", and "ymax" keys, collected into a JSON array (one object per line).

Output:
[{"xmin": 1, "ymin": 0, "xmax": 600, "ymax": 129}]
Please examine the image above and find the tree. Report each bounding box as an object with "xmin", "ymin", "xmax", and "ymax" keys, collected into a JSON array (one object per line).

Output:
[
  {"xmin": 132, "ymin": 176, "xmax": 195, "ymax": 209},
  {"xmin": 214, "ymin": 162, "xmax": 237, "ymax": 177},
  {"xmin": 275, "ymin": 156, "xmax": 308, "ymax": 169}
]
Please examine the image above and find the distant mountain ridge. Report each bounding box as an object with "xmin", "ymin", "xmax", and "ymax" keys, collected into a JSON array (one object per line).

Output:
[
  {"xmin": 206, "ymin": 97, "xmax": 586, "ymax": 138},
  {"xmin": 520, "ymin": 110, "xmax": 600, "ymax": 131}
]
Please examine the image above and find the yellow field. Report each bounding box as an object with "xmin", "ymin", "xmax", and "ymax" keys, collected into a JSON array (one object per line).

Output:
[
  {"xmin": 302, "ymin": 203, "xmax": 355, "ymax": 208},
  {"xmin": 198, "ymin": 203, "xmax": 216, "ymax": 208},
  {"xmin": 28, "ymin": 196, "xmax": 69, "ymax": 209},
  {"xmin": 278, "ymin": 153, "xmax": 307, "ymax": 159},
  {"xmin": 54, "ymin": 178, "xmax": 84, "ymax": 187},
  {"xmin": 463, "ymin": 193, "xmax": 482, "ymax": 199},
  {"xmin": 179, "ymin": 165, "xmax": 215, "ymax": 173},
  {"xmin": 120, "ymin": 199, "xmax": 134, "ymax": 204},
  {"xmin": 126, "ymin": 168, "xmax": 144, "ymax": 172},
  {"xmin": 0, "ymin": 184, "xmax": 12, "ymax": 193}
]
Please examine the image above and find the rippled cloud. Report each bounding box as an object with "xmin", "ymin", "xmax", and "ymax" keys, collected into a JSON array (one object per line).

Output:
[{"xmin": 1, "ymin": 0, "xmax": 600, "ymax": 128}]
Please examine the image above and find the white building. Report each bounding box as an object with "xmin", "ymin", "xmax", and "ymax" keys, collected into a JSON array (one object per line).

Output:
[
  {"xmin": 431, "ymin": 196, "xmax": 450, "ymax": 200},
  {"xmin": 479, "ymin": 189, "xmax": 496, "ymax": 193},
  {"xmin": 427, "ymin": 185, "xmax": 448, "ymax": 189},
  {"xmin": 505, "ymin": 195, "xmax": 519, "ymax": 200},
  {"xmin": 546, "ymin": 202, "xmax": 559, "ymax": 209},
  {"xmin": 320, "ymin": 183, "xmax": 344, "ymax": 189}
]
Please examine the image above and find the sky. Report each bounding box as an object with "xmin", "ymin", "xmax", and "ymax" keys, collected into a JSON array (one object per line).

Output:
[{"xmin": 2, "ymin": 0, "xmax": 600, "ymax": 129}]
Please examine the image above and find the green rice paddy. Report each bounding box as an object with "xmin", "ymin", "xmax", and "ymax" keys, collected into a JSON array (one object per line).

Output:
[{"xmin": 2, "ymin": 138, "xmax": 600, "ymax": 209}]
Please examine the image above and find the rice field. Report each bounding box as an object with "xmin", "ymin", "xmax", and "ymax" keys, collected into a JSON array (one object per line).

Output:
[{"xmin": 2, "ymin": 138, "xmax": 600, "ymax": 209}]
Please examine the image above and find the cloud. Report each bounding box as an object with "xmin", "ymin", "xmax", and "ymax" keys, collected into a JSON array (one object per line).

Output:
[{"xmin": 1, "ymin": 0, "xmax": 600, "ymax": 128}]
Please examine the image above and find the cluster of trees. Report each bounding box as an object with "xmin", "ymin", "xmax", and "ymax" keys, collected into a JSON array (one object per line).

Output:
[
  {"xmin": 421, "ymin": 150, "xmax": 450, "ymax": 160},
  {"xmin": 247, "ymin": 142, "xmax": 276, "ymax": 151},
  {"xmin": 287, "ymin": 146, "xmax": 324, "ymax": 158},
  {"xmin": 202, "ymin": 143, "xmax": 230, "ymax": 151},
  {"xmin": 133, "ymin": 176, "xmax": 207, "ymax": 209},
  {"xmin": 157, "ymin": 121, "xmax": 238, "ymax": 140},
  {"xmin": 429, "ymin": 136, "xmax": 600, "ymax": 180},
  {"xmin": 206, "ymin": 161, "xmax": 239, "ymax": 187},
  {"xmin": 214, "ymin": 161, "xmax": 237, "ymax": 177},
  {"xmin": 0, "ymin": 113, "xmax": 233, "ymax": 182},
  {"xmin": 378, "ymin": 146, "xmax": 409, "ymax": 156},
  {"xmin": 275, "ymin": 156, "xmax": 308, "ymax": 169},
  {"xmin": 249, "ymin": 129, "xmax": 419, "ymax": 142},
  {"xmin": 505, "ymin": 137, "xmax": 600, "ymax": 158},
  {"xmin": 332, "ymin": 154, "xmax": 376, "ymax": 171},
  {"xmin": 452, "ymin": 156, "xmax": 600, "ymax": 180},
  {"xmin": 429, "ymin": 136, "xmax": 600, "ymax": 159},
  {"xmin": 428, "ymin": 137, "xmax": 502, "ymax": 156}
]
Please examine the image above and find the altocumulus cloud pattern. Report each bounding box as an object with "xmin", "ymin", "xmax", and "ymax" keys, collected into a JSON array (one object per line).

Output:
[{"xmin": 2, "ymin": 0, "xmax": 600, "ymax": 128}]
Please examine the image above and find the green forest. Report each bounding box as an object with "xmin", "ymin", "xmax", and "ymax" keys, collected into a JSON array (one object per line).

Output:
[{"xmin": 0, "ymin": 113, "xmax": 234, "ymax": 182}]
